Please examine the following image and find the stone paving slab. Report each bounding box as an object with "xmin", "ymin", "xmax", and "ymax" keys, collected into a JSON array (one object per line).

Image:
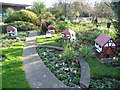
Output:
[
  {"xmin": 79, "ymin": 58, "xmax": 90, "ymax": 88},
  {"xmin": 22, "ymin": 31, "xmax": 67, "ymax": 88}
]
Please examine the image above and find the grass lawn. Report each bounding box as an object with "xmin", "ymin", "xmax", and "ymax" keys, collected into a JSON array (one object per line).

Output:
[
  {"xmin": 36, "ymin": 34, "xmax": 64, "ymax": 47},
  {"xmin": 1, "ymin": 32, "xmax": 30, "ymax": 88},
  {"xmin": 1, "ymin": 41, "xmax": 30, "ymax": 88},
  {"xmin": 88, "ymin": 58, "xmax": 120, "ymax": 79}
]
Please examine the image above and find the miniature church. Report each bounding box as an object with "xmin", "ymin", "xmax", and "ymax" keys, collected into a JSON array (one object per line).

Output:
[
  {"xmin": 61, "ymin": 28, "xmax": 76, "ymax": 42},
  {"xmin": 95, "ymin": 33, "xmax": 117, "ymax": 59},
  {"xmin": 6, "ymin": 26, "xmax": 17, "ymax": 37}
]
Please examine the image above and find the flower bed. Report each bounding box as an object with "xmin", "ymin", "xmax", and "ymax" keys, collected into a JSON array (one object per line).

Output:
[
  {"xmin": 36, "ymin": 47, "xmax": 81, "ymax": 87},
  {"xmin": 89, "ymin": 77, "xmax": 119, "ymax": 88},
  {"xmin": 104, "ymin": 61, "xmax": 120, "ymax": 67}
]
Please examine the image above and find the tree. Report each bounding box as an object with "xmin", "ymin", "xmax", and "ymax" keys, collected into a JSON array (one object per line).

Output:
[
  {"xmin": 110, "ymin": 1, "xmax": 120, "ymax": 60},
  {"xmin": 49, "ymin": 4, "xmax": 63, "ymax": 18},
  {"xmin": 110, "ymin": 1, "xmax": 120, "ymax": 36},
  {"xmin": 72, "ymin": 0, "xmax": 92, "ymax": 17},
  {"xmin": 94, "ymin": 2, "xmax": 114, "ymax": 18},
  {"xmin": 31, "ymin": 2, "xmax": 47, "ymax": 32}
]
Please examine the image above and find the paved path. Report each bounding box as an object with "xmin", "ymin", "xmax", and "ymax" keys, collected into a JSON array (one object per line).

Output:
[
  {"xmin": 22, "ymin": 31, "xmax": 67, "ymax": 88},
  {"xmin": 79, "ymin": 58, "xmax": 90, "ymax": 88}
]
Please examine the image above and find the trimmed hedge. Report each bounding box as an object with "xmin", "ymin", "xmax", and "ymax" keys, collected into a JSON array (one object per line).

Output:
[
  {"xmin": 1, "ymin": 21, "xmax": 37, "ymax": 33},
  {"xmin": 4, "ymin": 9, "xmax": 37, "ymax": 23}
]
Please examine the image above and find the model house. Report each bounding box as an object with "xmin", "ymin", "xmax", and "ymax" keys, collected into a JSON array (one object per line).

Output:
[
  {"xmin": 46, "ymin": 31, "xmax": 52, "ymax": 38},
  {"xmin": 95, "ymin": 33, "xmax": 117, "ymax": 59},
  {"xmin": 61, "ymin": 28, "xmax": 76, "ymax": 42},
  {"xmin": 6, "ymin": 26, "xmax": 17, "ymax": 37},
  {"xmin": 48, "ymin": 24, "xmax": 55, "ymax": 34}
]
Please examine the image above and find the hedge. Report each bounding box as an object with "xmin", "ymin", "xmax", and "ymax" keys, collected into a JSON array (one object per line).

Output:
[{"xmin": 4, "ymin": 9, "xmax": 37, "ymax": 23}]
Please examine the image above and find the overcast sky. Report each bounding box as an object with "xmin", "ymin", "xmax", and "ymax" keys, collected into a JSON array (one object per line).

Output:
[
  {"xmin": 0, "ymin": 0, "xmax": 58, "ymax": 7},
  {"xmin": 0, "ymin": 0, "xmax": 118, "ymax": 7}
]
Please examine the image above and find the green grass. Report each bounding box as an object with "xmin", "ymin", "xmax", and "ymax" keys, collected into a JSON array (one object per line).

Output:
[
  {"xmin": 1, "ymin": 41, "xmax": 30, "ymax": 88},
  {"xmin": 88, "ymin": 58, "xmax": 120, "ymax": 79},
  {"xmin": 36, "ymin": 34, "xmax": 64, "ymax": 47}
]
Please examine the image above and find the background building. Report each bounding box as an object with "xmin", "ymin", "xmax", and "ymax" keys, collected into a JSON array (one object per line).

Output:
[{"xmin": 0, "ymin": 2, "xmax": 31, "ymax": 22}]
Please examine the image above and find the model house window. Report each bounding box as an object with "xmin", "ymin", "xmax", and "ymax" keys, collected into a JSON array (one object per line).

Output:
[
  {"xmin": 66, "ymin": 35, "xmax": 70, "ymax": 38},
  {"xmin": 96, "ymin": 47, "xmax": 102, "ymax": 53},
  {"xmin": 64, "ymin": 40, "xmax": 66, "ymax": 42},
  {"xmin": 104, "ymin": 43, "xmax": 109, "ymax": 47},
  {"xmin": 112, "ymin": 43, "xmax": 116, "ymax": 46},
  {"xmin": 95, "ymin": 43, "xmax": 99, "ymax": 48},
  {"xmin": 62, "ymin": 34, "xmax": 64, "ymax": 38}
]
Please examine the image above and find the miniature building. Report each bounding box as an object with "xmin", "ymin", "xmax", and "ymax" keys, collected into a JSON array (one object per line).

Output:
[
  {"xmin": 48, "ymin": 24, "xmax": 55, "ymax": 34},
  {"xmin": 61, "ymin": 28, "xmax": 76, "ymax": 42},
  {"xmin": 6, "ymin": 26, "xmax": 17, "ymax": 37},
  {"xmin": 46, "ymin": 31, "xmax": 52, "ymax": 38},
  {"xmin": 95, "ymin": 33, "xmax": 117, "ymax": 59}
]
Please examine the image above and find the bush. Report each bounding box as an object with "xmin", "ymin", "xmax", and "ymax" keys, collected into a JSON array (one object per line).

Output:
[
  {"xmin": 1, "ymin": 21, "xmax": 37, "ymax": 33},
  {"xmin": 63, "ymin": 43, "xmax": 76, "ymax": 64},
  {"xmin": 78, "ymin": 44, "xmax": 94, "ymax": 59},
  {"xmin": 59, "ymin": 15, "xmax": 65, "ymax": 21},
  {"xmin": 4, "ymin": 9, "xmax": 37, "ymax": 23},
  {"xmin": 56, "ymin": 21, "xmax": 70, "ymax": 30},
  {"xmin": 45, "ymin": 20, "xmax": 55, "ymax": 27}
]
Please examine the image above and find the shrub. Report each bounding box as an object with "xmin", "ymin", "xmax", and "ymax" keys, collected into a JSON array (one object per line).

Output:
[
  {"xmin": 56, "ymin": 21, "xmax": 70, "ymax": 30},
  {"xmin": 78, "ymin": 44, "xmax": 94, "ymax": 59},
  {"xmin": 59, "ymin": 15, "xmax": 65, "ymax": 21},
  {"xmin": 63, "ymin": 43, "xmax": 76, "ymax": 64},
  {"xmin": 45, "ymin": 20, "xmax": 55, "ymax": 27},
  {"xmin": 1, "ymin": 21, "xmax": 37, "ymax": 33},
  {"xmin": 4, "ymin": 9, "xmax": 37, "ymax": 23}
]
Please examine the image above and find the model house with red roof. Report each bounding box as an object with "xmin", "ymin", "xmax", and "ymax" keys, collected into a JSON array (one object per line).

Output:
[
  {"xmin": 48, "ymin": 24, "xmax": 55, "ymax": 34},
  {"xmin": 6, "ymin": 26, "xmax": 17, "ymax": 37},
  {"xmin": 95, "ymin": 33, "xmax": 117, "ymax": 59},
  {"xmin": 61, "ymin": 28, "xmax": 76, "ymax": 42},
  {"xmin": 46, "ymin": 31, "xmax": 52, "ymax": 38}
]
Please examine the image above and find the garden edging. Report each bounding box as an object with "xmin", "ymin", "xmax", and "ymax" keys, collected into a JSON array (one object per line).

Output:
[{"xmin": 79, "ymin": 58, "xmax": 90, "ymax": 88}]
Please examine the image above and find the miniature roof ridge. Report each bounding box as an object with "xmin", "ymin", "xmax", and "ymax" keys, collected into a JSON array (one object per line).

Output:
[
  {"xmin": 62, "ymin": 28, "xmax": 74, "ymax": 34},
  {"xmin": 6, "ymin": 26, "xmax": 17, "ymax": 31},
  {"xmin": 48, "ymin": 24, "xmax": 55, "ymax": 29},
  {"xmin": 95, "ymin": 33, "xmax": 112, "ymax": 47}
]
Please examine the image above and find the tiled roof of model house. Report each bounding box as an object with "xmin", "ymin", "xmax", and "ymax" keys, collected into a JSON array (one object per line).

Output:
[
  {"xmin": 62, "ymin": 28, "xmax": 75, "ymax": 34},
  {"xmin": 48, "ymin": 24, "xmax": 55, "ymax": 30},
  {"xmin": 6, "ymin": 26, "xmax": 17, "ymax": 31},
  {"xmin": 95, "ymin": 33, "xmax": 111, "ymax": 47}
]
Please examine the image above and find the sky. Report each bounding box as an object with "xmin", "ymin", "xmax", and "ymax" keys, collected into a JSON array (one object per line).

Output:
[
  {"xmin": 0, "ymin": 0, "xmax": 118, "ymax": 7},
  {"xmin": 0, "ymin": 0, "xmax": 58, "ymax": 7}
]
